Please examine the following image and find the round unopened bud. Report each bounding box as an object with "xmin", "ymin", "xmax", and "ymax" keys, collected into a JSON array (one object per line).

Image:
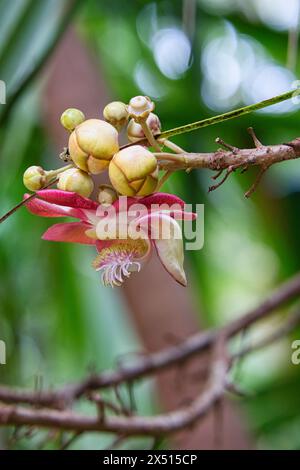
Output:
[
  {"xmin": 60, "ymin": 108, "xmax": 85, "ymax": 131},
  {"xmin": 23, "ymin": 166, "xmax": 47, "ymax": 191},
  {"xmin": 69, "ymin": 119, "xmax": 119, "ymax": 174},
  {"xmin": 97, "ymin": 184, "xmax": 118, "ymax": 206},
  {"xmin": 109, "ymin": 145, "xmax": 158, "ymax": 196},
  {"xmin": 127, "ymin": 113, "xmax": 161, "ymax": 143},
  {"xmin": 87, "ymin": 156, "xmax": 110, "ymax": 174},
  {"xmin": 57, "ymin": 168, "xmax": 94, "ymax": 198},
  {"xmin": 127, "ymin": 96, "xmax": 154, "ymax": 123},
  {"xmin": 103, "ymin": 101, "xmax": 128, "ymax": 130}
]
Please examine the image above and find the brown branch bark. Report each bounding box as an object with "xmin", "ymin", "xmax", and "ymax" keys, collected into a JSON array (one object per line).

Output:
[
  {"xmin": 0, "ymin": 339, "xmax": 228, "ymax": 436},
  {"xmin": 2, "ymin": 135, "xmax": 300, "ymax": 226},
  {"xmin": 157, "ymin": 138, "xmax": 300, "ymax": 172},
  {"xmin": 0, "ymin": 272, "xmax": 300, "ymax": 438},
  {"xmin": 0, "ymin": 306, "xmax": 299, "ymax": 436},
  {"xmin": 1, "ymin": 272, "xmax": 300, "ymax": 408}
]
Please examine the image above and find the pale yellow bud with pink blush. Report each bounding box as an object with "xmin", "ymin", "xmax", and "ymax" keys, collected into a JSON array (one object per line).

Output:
[
  {"xmin": 127, "ymin": 96, "xmax": 154, "ymax": 123},
  {"xmin": 103, "ymin": 101, "xmax": 128, "ymax": 130},
  {"xmin": 57, "ymin": 168, "xmax": 94, "ymax": 198},
  {"xmin": 23, "ymin": 166, "xmax": 47, "ymax": 191},
  {"xmin": 68, "ymin": 119, "xmax": 119, "ymax": 174},
  {"xmin": 127, "ymin": 113, "xmax": 161, "ymax": 143},
  {"xmin": 109, "ymin": 145, "xmax": 158, "ymax": 196},
  {"xmin": 60, "ymin": 108, "xmax": 85, "ymax": 132},
  {"xmin": 97, "ymin": 184, "xmax": 118, "ymax": 206}
]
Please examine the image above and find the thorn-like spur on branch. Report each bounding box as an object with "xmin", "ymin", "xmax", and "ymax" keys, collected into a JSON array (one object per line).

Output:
[
  {"xmin": 208, "ymin": 163, "xmax": 243, "ymax": 192},
  {"xmin": 0, "ymin": 273, "xmax": 300, "ymax": 438},
  {"xmin": 247, "ymin": 127, "xmax": 263, "ymax": 148},
  {"xmin": 215, "ymin": 137, "xmax": 239, "ymax": 153},
  {"xmin": 244, "ymin": 165, "xmax": 269, "ymax": 198},
  {"xmin": 211, "ymin": 169, "xmax": 224, "ymax": 180}
]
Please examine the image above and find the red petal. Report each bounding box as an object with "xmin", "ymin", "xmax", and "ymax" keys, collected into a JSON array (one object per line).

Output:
[
  {"xmin": 95, "ymin": 239, "xmax": 116, "ymax": 252},
  {"xmin": 112, "ymin": 197, "xmax": 137, "ymax": 213},
  {"xmin": 37, "ymin": 189, "xmax": 98, "ymax": 210},
  {"xmin": 42, "ymin": 222, "xmax": 95, "ymax": 245},
  {"xmin": 24, "ymin": 194, "xmax": 84, "ymax": 219},
  {"xmin": 111, "ymin": 193, "xmax": 186, "ymax": 213},
  {"xmin": 139, "ymin": 193, "xmax": 186, "ymax": 208},
  {"xmin": 168, "ymin": 210, "xmax": 197, "ymax": 221}
]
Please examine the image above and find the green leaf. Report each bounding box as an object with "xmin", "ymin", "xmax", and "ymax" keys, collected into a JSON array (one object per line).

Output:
[{"xmin": 0, "ymin": 0, "xmax": 82, "ymax": 123}]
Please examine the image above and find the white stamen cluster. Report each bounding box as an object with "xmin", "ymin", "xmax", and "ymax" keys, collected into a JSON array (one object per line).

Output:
[{"xmin": 92, "ymin": 239, "xmax": 149, "ymax": 287}]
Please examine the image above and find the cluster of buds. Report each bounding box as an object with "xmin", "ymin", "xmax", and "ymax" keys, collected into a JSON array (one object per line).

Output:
[
  {"xmin": 23, "ymin": 95, "xmax": 165, "ymax": 200},
  {"xmin": 22, "ymin": 97, "xmax": 194, "ymax": 288}
]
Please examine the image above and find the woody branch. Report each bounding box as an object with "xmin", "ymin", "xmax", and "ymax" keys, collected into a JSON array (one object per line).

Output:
[
  {"xmin": 0, "ymin": 272, "xmax": 300, "ymax": 438},
  {"xmin": 155, "ymin": 131, "xmax": 300, "ymax": 195}
]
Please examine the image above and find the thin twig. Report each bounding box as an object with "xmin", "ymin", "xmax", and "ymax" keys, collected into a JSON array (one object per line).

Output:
[
  {"xmin": 244, "ymin": 166, "xmax": 268, "ymax": 198},
  {"xmin": 60, "ymin": 431, "xmax": 82, "ymax": 450},
  {"xmin": 215, "ymin": 137, "xmax": 238, "ymax": 153},
  {"xmin": 0, "ymin": 178, "xmax": 58, "ymax": 225},
  {"xmin": 159, "ymin": 89, "xmax": 300, "ymax": 140}
]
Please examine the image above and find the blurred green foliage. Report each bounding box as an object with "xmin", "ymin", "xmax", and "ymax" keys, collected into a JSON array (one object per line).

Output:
[{"xmin": 1, "ymin": 0, "xmax": 300, "ymax": 449}]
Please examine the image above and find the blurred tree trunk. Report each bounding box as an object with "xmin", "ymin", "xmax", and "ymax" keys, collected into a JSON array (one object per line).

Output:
[{"xmin": 42, "ymin": 27, "xmax": 251, "ymax": 450}]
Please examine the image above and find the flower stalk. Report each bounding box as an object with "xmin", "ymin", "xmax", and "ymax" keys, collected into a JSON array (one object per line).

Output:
[
  {"xmin": 159, "ymin": 89, "xmax": 300, "ymax": 140},
  {"xmin": 46, "ymin": 164, "xmax": 74, "ymax": 179},
  {"xmin": 140, "ymin": 120, "xmax": 161, "ymax": 152}
]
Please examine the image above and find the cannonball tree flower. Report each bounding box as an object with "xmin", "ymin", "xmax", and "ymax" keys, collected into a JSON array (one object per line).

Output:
[{"xmin": 24, "ymin": 190, "xmax": 196, "ymax": 287}]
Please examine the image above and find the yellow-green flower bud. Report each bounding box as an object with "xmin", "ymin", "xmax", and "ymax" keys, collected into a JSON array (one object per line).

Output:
[
  {"xmin": 69, "ymin": 119, "xmax": 119, "ymax": 174},
  {"xmin": 97, "ymin": 184, "xmax": 118, "ymax": 206},
  {"xmin": 109, "ymin": 145, "xmax": 158, "ymax": 196},
  {"xmin": 60, "ymin": 108, "xmax": 85, "ymax": 132},
  {"xmin": 57, "ymin": 168, "xmax": 94, "ymax": 198},
  {"xmin": 87, "ymin": 156, "xmax": 110, "ymax": 175},
  {"xmin": 23, "ymin": 166, "xmax": 47, "ymax": 191},
  {"xmin": 127, "ymin": 113, "xmax": 161, "ymax": 143},
  {"xmin": 127, "ymin": 96, "xmax": 154, "ymax": 123},
  {"xmin": 103, "ymin": 101, "xmax": 128, "ymax": 130}
]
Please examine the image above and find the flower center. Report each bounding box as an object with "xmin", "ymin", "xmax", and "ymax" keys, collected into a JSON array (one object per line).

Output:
[{"xmin": 92, "ymin": 238, "xmax": 150, "ymax": 287}]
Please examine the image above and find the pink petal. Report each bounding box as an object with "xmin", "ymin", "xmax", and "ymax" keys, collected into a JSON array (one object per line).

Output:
[
  {"xmin": 112, "ymin": 197, "xmax": 138, "ymax": 213},
  {"xmin": 42, "ymin": 222, "xmax": 95, "ymax": 245},
  {"xmin": 137, "ymin": 208, "xmax": 197, "ymax": 221},
  {"xmin": 139, "ymin": 193, "xmax": 186, "ymax": 208},
  {"xmin": 166, "ymin": 210, "xmax": 197, "ymax": 221},
  {"xmin": 37, "ymin": 189, "xmax": 98, "ymax": 210},
  {"xmin": 111, "ymin": 193, "xmax": 187, "ymax": 213},
  {"xmin": 24, "ymin": 194, "xmax": 84, "ymax": 219},
  {"xmin": 140, "ymin": 193, "xmax": 197, "ymax": 220},
  {"xmin": 111, "ymin": 193, "xmax": 196, "ymax": 220}
]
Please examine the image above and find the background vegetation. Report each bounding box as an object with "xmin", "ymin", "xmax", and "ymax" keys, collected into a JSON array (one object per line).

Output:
[{"xmin": 1, "ymin": 0, "xmax": 300, "ymax": 449}]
